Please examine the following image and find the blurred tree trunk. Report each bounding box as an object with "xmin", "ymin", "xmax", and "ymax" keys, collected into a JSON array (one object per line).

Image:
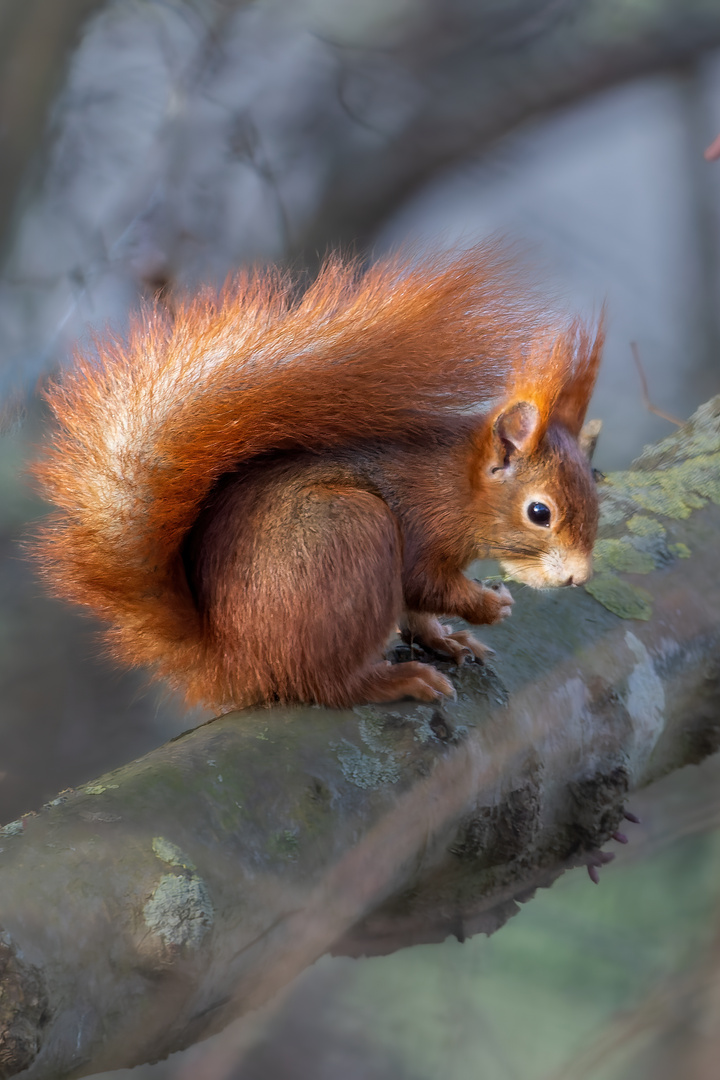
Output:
[
  {"xmin": 295, "ymin": 3, "xmax": 720, "ymax": 259},
  {"xmin": 0, "ymin": 0, "xmax": 107, "ymax": 252},
  {"xmin": 3, "ymin": 1, "xmax": 720, "ymax": 293}
]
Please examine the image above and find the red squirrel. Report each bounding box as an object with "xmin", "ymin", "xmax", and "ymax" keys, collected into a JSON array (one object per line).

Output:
[{"xmin": 32, "ymin": 245, "xmax": 603, "ymax": 712}]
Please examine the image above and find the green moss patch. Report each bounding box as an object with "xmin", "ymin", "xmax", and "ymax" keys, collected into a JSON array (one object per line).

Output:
[
  {"xmin": 593, "ymin": 539, "xmax": 656, "ymax": 574},
  {"xmin": 585, "ymin": 399, "xmax": 720, "ymax": 620},
  {"xmin": 606, "ymin": 454, "xmax": 720, "ymax": 520},
  {"xmin": 584, "ymin": 575, "xmax": 653, "ymax": 621},
  {"xmin": 626, "ymin": 514, "xmax": 666, "ymax": 538},
  {"xmin": 152, "ymin": 836, "xmax": 196, "ymax": 870}
]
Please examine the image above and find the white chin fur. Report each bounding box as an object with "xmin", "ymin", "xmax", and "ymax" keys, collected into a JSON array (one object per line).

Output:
[{"xmin": 500, "ymin": 552, "xmax": 592, "ymax": 589}]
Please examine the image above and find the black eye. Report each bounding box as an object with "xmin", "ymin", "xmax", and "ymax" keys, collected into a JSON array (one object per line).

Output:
[{"xmin": 527, "ymin": 501, "xmax": 551, "ymax": 527}]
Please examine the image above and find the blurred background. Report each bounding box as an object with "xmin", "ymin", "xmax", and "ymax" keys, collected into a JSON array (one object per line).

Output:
[{"xmin": 1, "ymin": 0, "xmax": 720, "ymax": 1077}]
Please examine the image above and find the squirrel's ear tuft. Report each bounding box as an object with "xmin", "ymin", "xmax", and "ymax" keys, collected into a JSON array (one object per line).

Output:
[
  {"xmin": 488, "ymin": 401, "xmax": 542, "ymax": 475},
  {"xmin": 550, "ymin": 315, "xmax": 605, "ymax": 436}
]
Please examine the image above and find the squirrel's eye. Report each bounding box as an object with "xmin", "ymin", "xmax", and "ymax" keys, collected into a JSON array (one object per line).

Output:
[{"xmin": 527, "ymin": 501, "xmax": 551, "ymax": 527}]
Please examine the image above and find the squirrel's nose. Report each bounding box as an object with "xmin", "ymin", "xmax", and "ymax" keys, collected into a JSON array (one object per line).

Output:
[{"xmin": 560, "ymin": 553, "xmax": 593, "ymax": 588}]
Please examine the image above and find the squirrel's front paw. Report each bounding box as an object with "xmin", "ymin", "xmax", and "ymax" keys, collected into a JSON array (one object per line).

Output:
[{"xmin": 473, "ymin": 580, "xmax": 513, "ymax": 624}]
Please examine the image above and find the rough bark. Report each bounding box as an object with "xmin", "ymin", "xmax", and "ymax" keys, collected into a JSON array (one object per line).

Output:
[{"xmin": 0, "ymin": 398, "xmax": 719, "ymax": 1079}]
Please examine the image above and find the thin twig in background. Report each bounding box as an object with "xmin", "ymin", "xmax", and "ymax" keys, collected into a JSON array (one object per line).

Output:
[{"xmin": 630, "ymin": 341, "xmax": 684, "ymax": 427}]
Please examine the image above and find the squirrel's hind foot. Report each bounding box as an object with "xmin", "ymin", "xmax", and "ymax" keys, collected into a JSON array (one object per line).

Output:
[{"xmin": 357, "ymin": 660, "xmax": 455, "ymax": 704}]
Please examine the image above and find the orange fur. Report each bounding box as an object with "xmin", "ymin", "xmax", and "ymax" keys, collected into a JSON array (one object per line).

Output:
[{"xmin": 31, "ymin": 244, "xmax": 603, "ymax": 711}]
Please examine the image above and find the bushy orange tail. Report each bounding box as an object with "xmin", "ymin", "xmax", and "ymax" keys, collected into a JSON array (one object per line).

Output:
[{"xmin": 31, "ymin": 244, "xmax": 598, "ymax": 704}]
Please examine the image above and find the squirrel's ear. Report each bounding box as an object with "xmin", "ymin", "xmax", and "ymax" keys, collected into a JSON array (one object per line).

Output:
[
  {"xmin": 551, "ymin": 317, "xmax": 605, "ymax": 436},
  {"xmin": 578, "ymin": 418, "xmax": 602, "ymax": 462},
  {"xmin": 488, "ymin": 401, "xmax": 542, "ymax": 476}
]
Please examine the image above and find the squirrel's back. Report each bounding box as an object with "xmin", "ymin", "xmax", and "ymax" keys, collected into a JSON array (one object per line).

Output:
[{"xmin": 32, "ymin": 244, "xmax": 601, "ymax": 710}]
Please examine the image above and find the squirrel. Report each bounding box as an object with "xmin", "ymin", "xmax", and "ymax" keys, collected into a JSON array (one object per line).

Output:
[{"xmin": 32, "ymin": 244, "xmax": 604, "ymax": 712}]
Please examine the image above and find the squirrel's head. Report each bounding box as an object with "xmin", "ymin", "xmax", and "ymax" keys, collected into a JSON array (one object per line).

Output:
[{"xmin": 476, "ymin": 399, "xmax": 601, "ymax": 589}]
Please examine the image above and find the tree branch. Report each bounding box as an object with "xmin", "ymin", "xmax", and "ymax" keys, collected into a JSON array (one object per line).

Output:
[{"xmin": 1, "ymin": 398, "xmax": 719, "ymax": 1079}]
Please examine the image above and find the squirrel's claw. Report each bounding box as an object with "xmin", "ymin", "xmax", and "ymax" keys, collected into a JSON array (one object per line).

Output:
[{"xmin": 446, "ymin": 629, "xmax": 495, "ymax": 665}]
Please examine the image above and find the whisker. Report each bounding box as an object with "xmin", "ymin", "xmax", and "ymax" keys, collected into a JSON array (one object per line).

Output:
[{"xmin": 473, "ymin": 536, "xmax": 543, "ymax": 559}]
